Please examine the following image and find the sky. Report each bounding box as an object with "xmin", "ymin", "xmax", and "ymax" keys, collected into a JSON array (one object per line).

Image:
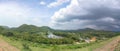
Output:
[{"xmin": 0, "ymin": 0, "xmax": 120, "ymax": 31}]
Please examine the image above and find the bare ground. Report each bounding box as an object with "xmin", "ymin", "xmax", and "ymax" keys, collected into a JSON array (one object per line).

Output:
[
  {"xmin": 94, "ymin": 36, "xmax": 120, "ymax": 51},
  {"xmin": 0, "ymin": 38, "xmax": 20, "ymax": 51}
]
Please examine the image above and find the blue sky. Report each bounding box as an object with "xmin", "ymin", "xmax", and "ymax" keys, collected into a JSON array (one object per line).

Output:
[
  {"xmin": 0, "ymin": 0, "xmax": 120, "ymax": 31},
  {"xmin": 0, "ymin": 0, "xmax": 70, "ymax": 27}
]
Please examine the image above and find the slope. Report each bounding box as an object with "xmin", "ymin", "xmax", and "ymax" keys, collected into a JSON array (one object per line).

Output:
[{"xmin": 0, "ymin": 36, "xmax": 20, "ymax": 51}]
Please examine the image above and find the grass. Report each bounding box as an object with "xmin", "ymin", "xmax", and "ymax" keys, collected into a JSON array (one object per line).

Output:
[
  {"xmin": 49, "ymin": 36, "xmax": 119, "ymax": 51},
  {"xmin": 0, "ymin": 35, "xmax": 119, "ymax": 51},
  {"xmin": 0, "ymin": 35, "xmax": 53, "ymax": 51},
  {"xmin": 114, "ymin": 42, "xmax": 120, "ymax": 51},
  {"xmin": 75, "ymin": 36, "xmax": 120, "ymax": 51}
]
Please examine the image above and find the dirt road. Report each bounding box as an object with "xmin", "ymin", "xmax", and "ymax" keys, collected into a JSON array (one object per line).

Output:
[
  {"xmin": 94, "ymin": 36, "xmax": 120, "ymax": 51},
  {"xmin": 0, "ymin": 38, "xmax": 20, "ymax": 51}
]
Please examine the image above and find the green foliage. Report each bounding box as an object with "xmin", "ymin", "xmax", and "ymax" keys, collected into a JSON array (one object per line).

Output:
[
  {"xmin": 0, "ymin": 24, "xmax": 119, "ymax": 51},
  {"xmin": 0, "ymin": 24, "xmax": 119, "ymax": 45},
  {"xmin": 2, "ymin": 32, "xmax": 14, "ymax": 37},
  {"xmin": 22, "ymin": 43, "xmax": 31, "ymax": 51}
]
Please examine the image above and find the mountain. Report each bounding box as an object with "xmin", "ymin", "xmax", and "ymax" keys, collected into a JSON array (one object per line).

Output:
[
  {"xmin": 1, "ymin": 26, "xmax": 9, "ymax": 29},
  {"xmin": 0, "ymin": 24, "xmax": 117, "ymax": 36},
  {"xmin": 0, "ymin": 24, "xmax": 119, "ymax": 42},
  {"xmin": 10, "ymin": 24, "xmax": 53, "ymax": 34}
]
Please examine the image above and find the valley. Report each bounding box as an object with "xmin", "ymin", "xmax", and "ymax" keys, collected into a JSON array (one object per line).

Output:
[{"xmin": 0, "ymin": 24, "xmax": 119, "ymax": 51}]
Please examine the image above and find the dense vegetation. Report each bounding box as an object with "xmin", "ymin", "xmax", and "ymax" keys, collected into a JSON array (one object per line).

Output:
[
  {"xmin": 0, "ymin": 24, "xmax": 119, "ymax": 45},
  {"xmin": 0, "ymin": 24, "xmax": 120, "ymax": 51}
]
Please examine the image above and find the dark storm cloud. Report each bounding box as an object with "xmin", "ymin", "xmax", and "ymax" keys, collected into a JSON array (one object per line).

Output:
[{"xmin": 51, "ymin": 0, "xmax": 120, "ymax": 31}]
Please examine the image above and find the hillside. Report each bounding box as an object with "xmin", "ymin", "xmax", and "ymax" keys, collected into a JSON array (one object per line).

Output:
[
  {"xmin": 0, "ymin": 24, "xmax": 119, "ymax": 51},
  {"xmin": 0, "ymin": 36, "xmax": 19, "ymax": 51},
  {"xmin": 0, "ymin": 24, "xmax": 119, "ymax": 44},
  {"xmin": 94, "ymin": 36, "xmax": 120, "ymax": 51}
]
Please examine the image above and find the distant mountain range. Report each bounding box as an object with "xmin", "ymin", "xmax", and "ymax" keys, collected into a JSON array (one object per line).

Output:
[{"xmin": 0, "ymin": 24, "xmax": 118, "ymax": 32}]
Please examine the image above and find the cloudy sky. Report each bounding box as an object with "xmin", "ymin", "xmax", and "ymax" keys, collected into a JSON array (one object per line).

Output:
[{"xmin": 0, "ymin": 0, "xmax": 120, "ymax": 31}]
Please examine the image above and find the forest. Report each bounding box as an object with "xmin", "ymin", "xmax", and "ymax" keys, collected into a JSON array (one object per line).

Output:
[
  {"xmin": 0, "ymin": 24, "xmax": 120, "ymax": 51},
  {"xmin": 0, "ymin": 24, "xmax": 119, "ymax": 45}
]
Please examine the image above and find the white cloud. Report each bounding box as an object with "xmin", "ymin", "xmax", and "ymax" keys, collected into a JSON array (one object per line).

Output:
[
  {"xmin": 98, "ymin": 17, "xmax": 115, "ymax": 23},
  {"xmin": 40, "ymin": 1, "xmax": 46, "ymax": 5},
  {"xmin": 51, "ymin": 0, "xmax": 87, "ymax": 22},
  {"xmin": 50, "ymin": 19, "xmax": 90, "ymax": 30},
  {"xmin": 47, "ymin": 0, "xmax": 70, "ymax": 8},
  {"xmin": 0, "ymin": 3, "xmax": 28, "ymax": 23},
  {"xmin": 0, "ymin": 2, "xmax": 42, "ymax": 27},
  {"xmin": 50, "ymin": 0, "xmax": 120, "ymax": 31}
]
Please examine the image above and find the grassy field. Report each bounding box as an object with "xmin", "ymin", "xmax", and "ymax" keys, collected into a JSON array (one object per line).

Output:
[
  {"xmin": 57, "ymin": 36, "xmax": 118, "ymax": 51},
  {"xmin": 114, "ymin": 42, "xmax": 120, "ymax": 51},
  {"xmin": 0, "ymin": 35, "xmax": 119, "ymax": 51}
]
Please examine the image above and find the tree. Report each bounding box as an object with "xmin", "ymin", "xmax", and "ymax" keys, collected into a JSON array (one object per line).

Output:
[{"xmin": 3, "ymin": 32, "xmax": 14, "ymax": 37}]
